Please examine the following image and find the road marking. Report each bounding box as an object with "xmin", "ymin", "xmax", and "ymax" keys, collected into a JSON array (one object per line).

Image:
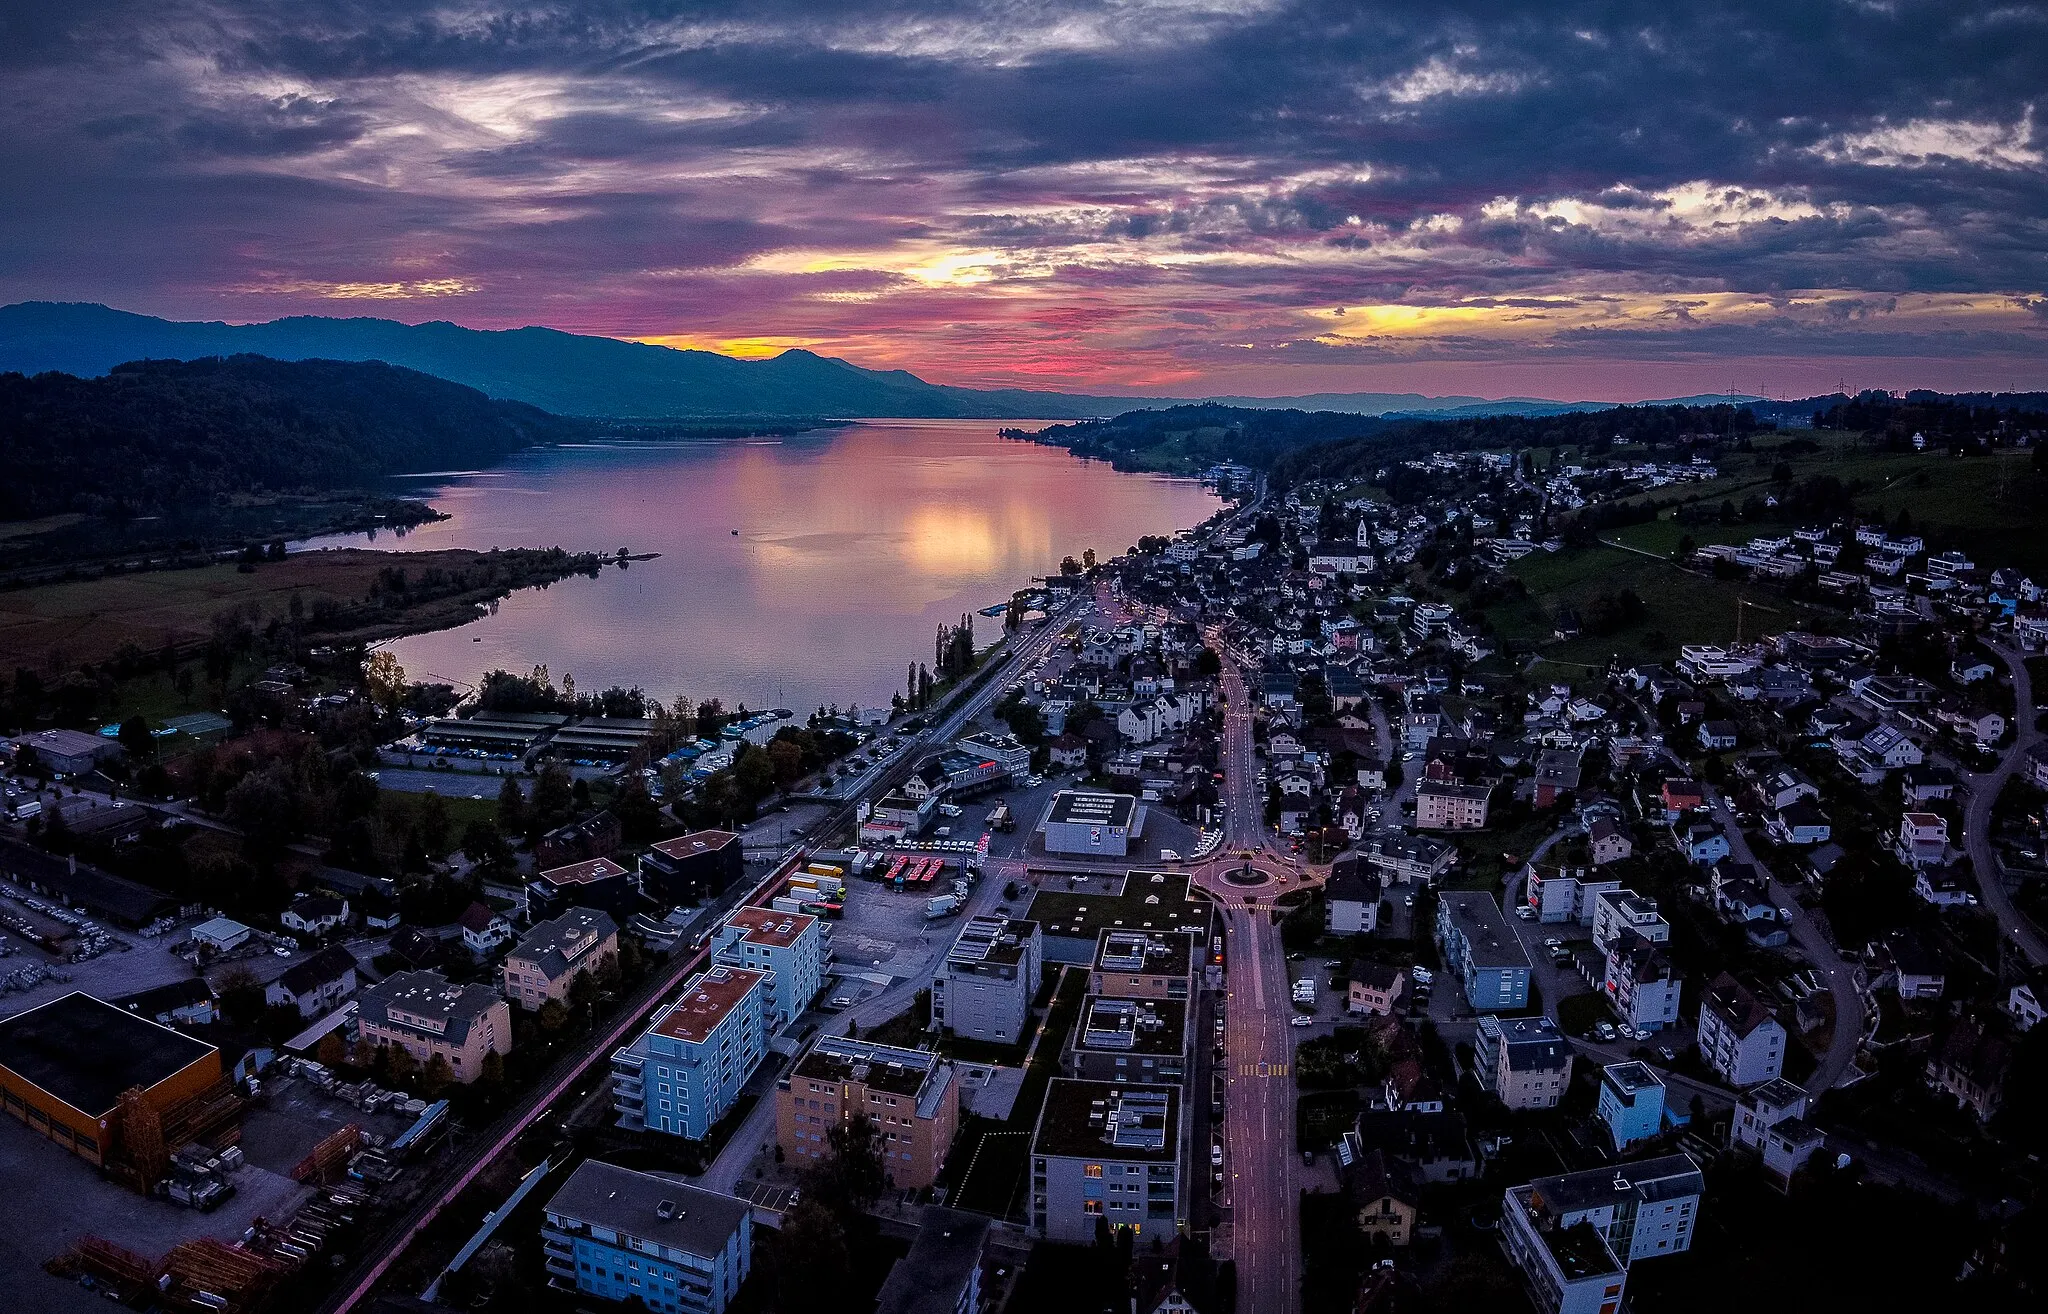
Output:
[{"xmin": 1239, "ymin": 1062, "xmax": 1289, "ymax": 1076}]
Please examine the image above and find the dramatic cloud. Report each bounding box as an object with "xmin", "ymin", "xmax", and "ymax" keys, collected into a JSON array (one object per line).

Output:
[{"xmin": 0, "ymin": 0, "xmax": 2043, "ymax": 397}]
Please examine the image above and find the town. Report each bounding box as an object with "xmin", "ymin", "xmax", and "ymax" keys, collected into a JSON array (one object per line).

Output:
[{"xmin": 3, "ymin": 408, "xmax": 2048, "ymax": 1314}]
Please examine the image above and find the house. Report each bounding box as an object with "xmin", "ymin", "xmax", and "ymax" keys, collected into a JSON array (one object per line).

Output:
[
  {"xmin": 1348, "ymin": 962, "xmax": 1406, "ymax": 1017},
  {"xmin": 1874, "ymin": 929, "xmax": 1946, "ymax": 1000},
  {"xmin": 529, "ymin": 854, "xmax": 642, "ymax": 922},
  {"xmin": 1531, "ymin": 749, "xmax": 1583, "ymax": 808},
  {"xmin": 1898, "ymin": 764, "xmax": 1958, "ymax": 805},
  {"xmin": 1697, "ymin": 973, "xmax": 1785, "ymax": 1087},
  {"xmin": 113, "ymin": 979, "xmax": 219, "ymax": 1028},
  {"xmin": 1349, "ymin": 1110, "xmax": 1477, "ymax": 1184},
  {"xmin": 1597, "ymin": 1062, "xmax": 1666, "ymax": 1149},
  {"xmin": 1696, "ymin": 720, "xmax": 1739, "ymax": 752},
  {"xmin": 1474, "ymin": 1015, "xmax": 1573, "ymax": 1110},
  {"xmin": 1682, "ymin": 824, "xmax": 1730, "ymax": 865},
  {"xmin": 1323, "ymin": 857, "xmax": 1383, "ymax": 935},
  {"xmin": 2011, "ymin": 983, "xmax": 2044, "ymax": 1031},
  {"xmin": 458, "ymin": 902, "xmax": 514, "ymax": 958},
  {"xmin": 1345, "ymin": 1149, "xmax": 1419, "ymax": 1247},
  {"xmin": 1952, "ymin": 656, "xmax": 1996, "ymax": 685},
  {"xmin": 1926, "ymin": 1015, "xmax": 2010, "ymax": 1121},
  {"xmin": 1048, "ymin": 733, "xmax": 1089, "ymax": 771},
  {"xmin": 1587, "ymin": 818, "xmax": 1632, "ymax": 865},
  {"xmin": 534, "ymin": 808, "xmax": 623, "ymax": 871},
  {"xmin": 281, "ymin": 894, "xmax": 350, "ymax": 938},
  {"xmin": 265, "ymin": 944, "xmax": 360, "ymax": 1019},
  {"xmin": 1730, "ymin": 1079, "xmax": 1824, "ymax": 1189},
  {"xmin": 1895, "ymin": 812, "xmax": 1949, "ymax": 869},
  {"xmin": 1767, "ymin": 800, "xmax": 1832, "ymax": 846},
  {"xmin": 1658, "ymin": 778, "xmax": 1704, "ymax": 821},
  {"xmin": 1757, "ymin": 767, "xmax": 1819, "ymax": 811}
]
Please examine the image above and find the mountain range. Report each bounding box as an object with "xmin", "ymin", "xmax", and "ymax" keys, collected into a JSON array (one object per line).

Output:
[{"xmin": 0, "ymin": 302, "xmax": 1757, "ymax": 422}]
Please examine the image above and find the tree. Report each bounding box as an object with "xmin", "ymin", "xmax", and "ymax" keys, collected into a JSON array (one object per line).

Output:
[
  {"xmin": 614, "ymin": 776, "xmax": 663, "ymax": 844},
  {"xmin": 808, "ymin": 1113, "xmax": 889, "ymax": 1211},
  {"xmin": 479, "ymin": 1049, "xmax": 506, "ymax": 1086},
  {"xmin": 773, "ymin": 1201, "xmax": 851, "ymax": 1308},
  {"xmin": 461, "ymin": 818, "xmax": 515, "ymax": 878},
  {"xmin": 415, "ymin": 791, "xmax": 451, "ymax": 857},
  {"xmin": 315, "ymin": 1030, "xmax": 347, "ymax": 1068},
  {"xmin": 382, "ymin": 1042, "xmax": 419, "ymax": 1085},
  {"xmin": 117, "ymin": 715, "xmax": 155, "ymax": 761},
  {"xmin": 363, "ymin": 650, "xmax": 407, "ymax": 717},
  {"xmin": 420, "ymin": 1053, "xmax": 455, "ymax": 1096},
  {"xmin": 1194, "ymin": 647, "xmax": 1222, "ymax": 676},
  {"xmin": 767, "ymin": 737, "xmax": 805, "ymax": 790},
  {"xmin": 536, "ymin": 999, "xmax": 569, "ymax": 1034},
  {"xmin": 496, "ymin": 775, "xmax": 527, "ymax": 834},
  {"xmin": 527, "ymin": 764, "xmax": 574, "ymax": 839}
]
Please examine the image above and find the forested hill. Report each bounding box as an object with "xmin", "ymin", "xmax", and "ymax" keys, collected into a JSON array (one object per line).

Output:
[
  {"xmin": 0, "ymin": 355, "xmax": 583, "ymax": 520},
  {"xmin": 1018, "ymin": 400, "xmax": 1771, "ymax": 478}
]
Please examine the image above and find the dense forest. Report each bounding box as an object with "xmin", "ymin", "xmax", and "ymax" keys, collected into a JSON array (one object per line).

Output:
[{"xmin": 0, "ymin": 354, "xmax": 584, "ymax": 521}]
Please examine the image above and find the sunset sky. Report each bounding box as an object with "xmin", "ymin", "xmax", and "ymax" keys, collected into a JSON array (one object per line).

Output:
[{"xmin": 3, "ymin": 1, "xmax": 2045, "ymax": 399}]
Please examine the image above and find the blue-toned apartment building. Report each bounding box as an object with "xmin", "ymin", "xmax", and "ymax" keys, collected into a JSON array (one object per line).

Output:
[
  {"xmin": 1435, "ymin": 892, "xmax": 1531, "ymax": 1009},
  {"xmin": 543, "ymin": 1159, "xmax": 751, "ymax": 1314},
  {"xmin": 612, "ymin": 964, "xmax": 767, "ymax": 1140}
]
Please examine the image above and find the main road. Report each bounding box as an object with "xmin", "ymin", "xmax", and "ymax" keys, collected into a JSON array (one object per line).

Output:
[{"xmin": 1965, "ymin": 644, "xmax": 2048, "ymax": 967}]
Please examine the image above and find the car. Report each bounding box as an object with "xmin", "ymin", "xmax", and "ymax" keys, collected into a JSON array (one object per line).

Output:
[
  {"xmin": 1211, "ymin": 1144, "xmax": 1224, "ymax": 1166},
  {"xmin": 830, "ymin": 996, "xmax": 853, "ymax": 1008},
  {"xmin": 1409, "ymin": 966, "xmax": 1433, "ymax": 983},
  {"xmin": 1594, "ymin": 1022, "xmax": 1617, "ymax": 1041},
  {"xmin": 1290, "ymin": 1015, "xmax": 1315, "ymax": 1028},
  {"xmin": 1323, "ymin": 960, "xmax": 1344, "ymax": 969},
  {"xmin": 1514, "ymin": 905, "xmax": 1536, "ymax": 920},
  {"xmin": 1656, "ymin": 1046, "xmax": 1677, "ymax": 1062},
  {"xmin": 1543, "ymin": 937, "xmax": 1563, "ymax": 950},
  {"xmin": 273, "ymin": 945, "xmax": 293, "ymax": 957},
  {"xmin": 1403, "ymin": 894, "xmax": 1414, "ymax": 907},
  {"xmin": 1302, "ymin": 1149, "xmax": 1316, "ymax": 1166},
  {"xmin": 1617, "ymin": 1023, "xmax": 1640, "ymax": 1040}
]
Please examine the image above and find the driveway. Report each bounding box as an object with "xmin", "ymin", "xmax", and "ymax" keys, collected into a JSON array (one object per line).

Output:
[{"xmin": 1965, "ymin": 645, "xmax": 2048, "ymax": 967}]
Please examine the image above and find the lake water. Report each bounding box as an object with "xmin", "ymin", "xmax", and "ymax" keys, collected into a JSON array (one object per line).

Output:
[{"xmin": 303, "ymin": 420, "xmax": 1219, "ymax": 714}]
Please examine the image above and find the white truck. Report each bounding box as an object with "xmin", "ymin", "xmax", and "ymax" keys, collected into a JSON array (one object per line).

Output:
[{"xmin": 925, "ymin": 893, "xmax": 963, "ymax": 919}]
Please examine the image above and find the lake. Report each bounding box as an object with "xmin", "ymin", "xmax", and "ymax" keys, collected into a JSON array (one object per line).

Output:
[{"xmin": 304, "ymin": 420, "xmax": 1220, "ymax": 714}]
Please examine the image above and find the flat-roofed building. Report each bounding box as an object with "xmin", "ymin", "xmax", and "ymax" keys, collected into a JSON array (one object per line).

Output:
[
  {"xmin": 711, "ymin": 906, "xmax": 825, "ymax": 1032},
  {"xmin": 0, "ymin": 991, "xmax": 223, "ymax": 1166},
  {"xmin": 1415, "ymin": 780, "xmax": 1491, "ymax": 831},
  {"xmin": 777, "ymin": 1035, "xmax": 959, "ymax": 1188},
  {"xmin": 1730, "ymin": 1078, "xmax": 1824, "ymax": 1189},
  {"xmin": 1697, "ymin": 972, "xmax": 1786, "ymax": 1087},
  {"xmin": 1040, "ymin": 790, "xmax": 1146, "ymax": 856},
  {"xmin": 1596, "ymin": 1062, "xmax": 1666, "ymax": 1149},
  {"xmin": 529, "ymin": 855, "xmax": 641, "ymax": 923},
  {"xmin": 1064, "ymin": 996, "xmax": 1188, "ymax": 1084},
  {"xmin": 358, "ymin": 970, "xmax": 512, "ymax": 1084},
  {"xmin": 612, "ymin": 966, "xmax": 767, "ymax": 1140},
  {"xmin": 873, "ymin": 1206, "xmax": 989, "ymax": 1314},
  {"xmin": 931, "ymin": 915, "xmax": 1042, "ymax": 1044},
  {"xmin": 1436, "ymin": 893, "xmax": 1531, "ymax": 1009},
  {"xmin": 503, "ymin": 907, "xmax": 619, "ymax": 1011},
  {"xmin": 1030, "ymin": 1079, "xmax": 1181, "ymax": 1242},
  {"xmin": 541, "ymin": 1159, "xmax": 752, "ymax": 1314},
  {"xmin": 1089, "ymin": 929, "xmax": 1194, "ymax": 1001},
  {"xmin": 1590, "ymin": 890, "xmax": 1669, "ymax": 955},
  {"xmin": 1025, "ymin": 871, "xmax": 1210, "ymax": 964},
  {"xmin": 1474, "ymin": 1015, "xmax": 1572, "ymax": 1109},
  {"xmin": 641, "ymin": 830, "xmax": 743, "ymax": 905},
  {"xmin": 1503, "ymin": 1154, "xmax": 1704, "ymax": 1314}
]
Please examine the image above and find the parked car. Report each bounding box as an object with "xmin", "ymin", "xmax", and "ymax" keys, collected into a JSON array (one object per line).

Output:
[
  {"xmin": 1594, "ymin": 1021, "xmax": 1617, "ymax": 1041},
  {"xmin": 1514, "ymin": 905, "xmax": 1536, "ymax": 920}
]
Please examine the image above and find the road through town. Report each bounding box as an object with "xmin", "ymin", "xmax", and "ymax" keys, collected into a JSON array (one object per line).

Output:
[{"xmin": 1968, "ymin": 644, "xmax": 2048, "ymax": 967}]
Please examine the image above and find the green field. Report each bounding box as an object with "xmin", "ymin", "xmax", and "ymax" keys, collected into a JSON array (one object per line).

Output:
[{"xmin": 1483, "ymin": 544, "xmax": 1771, "ymax": 666}]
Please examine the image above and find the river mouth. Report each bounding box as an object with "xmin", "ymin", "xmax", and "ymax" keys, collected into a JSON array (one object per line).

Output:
[{"xmin": 300, "ymin": 419, "xmax": 1221, "ymax": 712}]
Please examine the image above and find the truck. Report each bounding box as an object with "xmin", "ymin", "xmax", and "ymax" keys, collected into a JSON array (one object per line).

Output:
[{"xmin": 925, "ymin": 893, "xmax": 963, "ymax": 919}]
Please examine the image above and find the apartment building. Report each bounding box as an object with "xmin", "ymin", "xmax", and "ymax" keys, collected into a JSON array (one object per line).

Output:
[
  {"xmin": 612, "ymin": 966, "xmax": 768, "ymax": 1140},
  {"xmin": 1436, "ymin": 893, "xmax": 1531, "ymax": 1009},
  {"xmin": 711, "ymin": 906, "xmax": 825, "ymax": 1032},
  {"xmin": 1697, "ymin": 972, "xmax": 1786, "ymax": 1087},
  {"xmin": 502, "ymin": 907, "xmax": 619, "ymax": 1012},
  {"xmin": 1596, "ymin": 1063, "xmax": 1665, "ymax": 1149},
  {"xmin": 1474, "ymin": 1015, "xmax": 1573, "ymax": 1110},
  {"xmin": 1065, "ymin": 996, "xmax": 1189, "ymax": 1084},
  {"xmin": 1526, "ymin": 866, "xmax": 1623, "ymax": 926},
  {"xmin": 1503, "ymin": 1155, "xmax": 1704, "ymax": 1314},
  {"xmin": 529, "ymin": 855, "xmax": 641, "ymax": 923},
  {"xmin": 541, "ymin": 1159, "xmax": 752, "ymax": 1314},
  {"xmin": 930, "ymin": 915, "xmax": 1042, "ymax": 1045},
  {"xmin": 1030, "ymin": 1080, "xmax": 1182, "ymax": 1243},
  {"xmin": 874, "ymin": 1207, "xmax": 989, "ymax": 1314},
  {"xmin": 1414, "ymin": 780, "xmax": 1491, "ymax": 830},
  {"xmin": 777, "ymin": 1035, "xmax": 958, "ymax": 1189},
  {"xmin": 640, "ymin": 830, "xmax": 743, "ymax": 904},
  {"xmin": 1602, "ymin": 931, "xmax": 1683, "ymax": 1035},
  {"xmin": 357, "ymin": 970, "xmax": 511, "ymax": 1084},
  {"xmin": 1589, "ymin": 890, "xmax": 1669, "ymax": 955},
  {"xmin": 1089, "ymin": 929, "xmax": 1195, "ymax": 1002}
]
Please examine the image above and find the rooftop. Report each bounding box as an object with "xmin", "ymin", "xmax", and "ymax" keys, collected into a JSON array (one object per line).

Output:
[
  {"xmin": 1439, "ymin": 893, "xmax": 1531, "ymax": 972},
  {"xmin": 1033, "ymin": 1079, "xmax": 1180, "ymax": 1161},
  {"xmin": 545, "ymin": 1159, "xmax": 749, "ymax": 1261},
  {"xmin": 512, "ymin": 907, "xmax": 619, "ymax": 980},
  {"xmin": 1075, "ymin": 996, "xmax": 1187, "ymax": 1056},
  {"xmin": 1526, "ymin": 1153, "xmax": 1705, "ymax": 1215},
  {"xmin": 1094, "ymin": 929, "xmax": 1194, "ymax": 978},
  {"xmin": 945, "ymin": 915, "xmax": 1038, "ymax": 968},
  {"xmin": 653, "ymin": 966, "xmax": 765, "ymax": 1045},
  {"xmin": 539, "ymin": 856, "xmax": 632, "ymax": 887},
  {"xmin": 362, "ymin": 971, "xmax": 504, "ymax": 1045},
  {"xmin": 790, "ymin": 1035, "xmax": 943, "ymax": 1098},
  {"xmin": 0, "ymin": 990, "xmax": 218, "ymax": 1118},
  {"xmin": 1026, "ymin": 870, "xmax": 1208, "ymax": 942},
  {"xmin": 1600, "ymin": 1061, "xmax": 1663, "ymax": 1101},
  {"xmin": 873, "ymin": 1207, "xmax": 990, "ymax": 1314},
  {"xmin": 1046, "ymin": 790, "xmax": 1138, "ymax": 828},
  {"xmin": 722, "ymin": 905, "xmax": 817, "ymax": 949},
  {"xmin": 648, "ymin": 830, "xmax": 740, "ymax": 861}
]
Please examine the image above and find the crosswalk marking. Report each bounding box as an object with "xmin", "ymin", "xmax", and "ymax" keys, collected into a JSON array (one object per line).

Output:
[{"xmin": 1237, "ymin": 1062, "xmax": 1289, "ymax": 1076}]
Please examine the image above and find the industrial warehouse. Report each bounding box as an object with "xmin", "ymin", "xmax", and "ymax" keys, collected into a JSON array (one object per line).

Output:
[{"xmin": 0, "ymin": 990, "xmax": 225, "ymax": 1169}]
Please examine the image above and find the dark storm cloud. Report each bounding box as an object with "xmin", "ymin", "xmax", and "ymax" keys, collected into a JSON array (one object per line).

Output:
[{"xmin": 0, "ymin": 0, "xmax": 2041, "ymax": 390}]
